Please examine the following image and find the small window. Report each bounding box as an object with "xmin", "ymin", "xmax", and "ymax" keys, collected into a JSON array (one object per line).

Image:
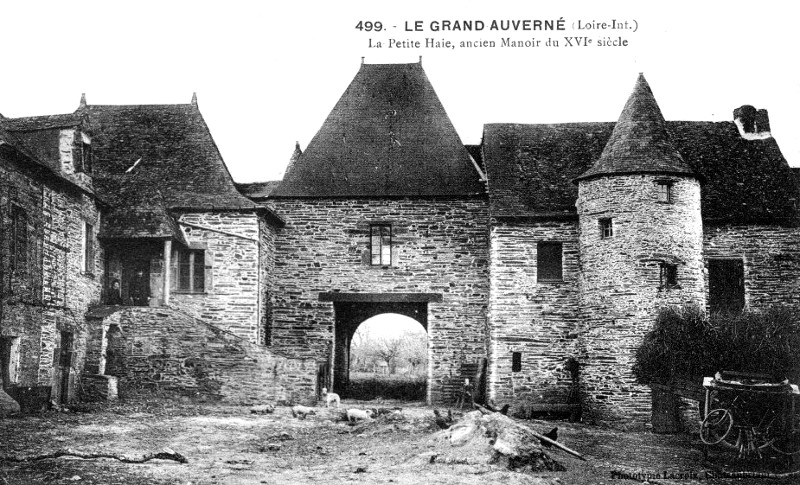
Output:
[
  {"xmin": 370, "ymin": 225, "xmax": 392, "ymax": 266},
  {"xmin": 263, "ymin": 292, "xmax": 273, "ymax": 346},
  {"xmin": 657, "ymin": 182, "xmax": 673, "ymax": 203},
  {"xmin": 512, "ymin": 352, "xmax": 522, "ymax": 373},
  {"xmin": 660, "ymin": 263, "xmax": 678, "ymax": 288},
  {"xmin": 83, "ymin": 222, "xmax": 95, "ymax": 274},
  {"xmin": 79, "ymin": 133, "xmax": 92, "ymax": 174},
  {"xmin": 178, "ymin": 249, "xmax": 205, "ymax": 293},
  {"xmin": 599, "ymin": 218, "xmax": 613, "ymax": 239},
  {"xmin": 537, "ymin": 242, "xmax": 563, "ymax": 281},
  {"xmin": 10, "ymin": 205, "xmax": 28, "ymax": 271}
]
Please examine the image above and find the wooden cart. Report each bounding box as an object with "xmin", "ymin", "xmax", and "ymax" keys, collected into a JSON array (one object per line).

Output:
[{"xmin": 700, "ymin": 371, "xmax": 800, "ymax": 462}]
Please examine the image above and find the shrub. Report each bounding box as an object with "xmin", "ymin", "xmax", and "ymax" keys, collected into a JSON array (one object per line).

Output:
[{"xmin": 633, "ymin": 306, "xmax": 800, "ymax": 384}]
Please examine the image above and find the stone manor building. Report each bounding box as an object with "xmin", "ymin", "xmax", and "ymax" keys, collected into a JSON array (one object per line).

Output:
[{"xmin": 2, "ymin": 61, "xmax": 799, "ymax": 426}]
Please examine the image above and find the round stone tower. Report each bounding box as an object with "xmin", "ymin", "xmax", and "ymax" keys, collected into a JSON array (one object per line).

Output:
[{"xmin": 574, "ymin": 74, "xmax": 705, "ymax": 425}]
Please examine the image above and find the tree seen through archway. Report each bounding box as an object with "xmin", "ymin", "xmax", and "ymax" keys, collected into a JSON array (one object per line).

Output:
[{"xmin": 347, "ymin": 313, "xmax": 427, "ymax": 400}]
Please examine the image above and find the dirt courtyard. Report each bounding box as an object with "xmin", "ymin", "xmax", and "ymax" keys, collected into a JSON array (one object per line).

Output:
[{"xmin": 1, "ymin": 397, "xmax": 797, "ymax": 485}]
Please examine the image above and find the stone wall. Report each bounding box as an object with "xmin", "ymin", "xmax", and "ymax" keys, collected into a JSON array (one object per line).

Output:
[
  {"xmin": 267, "ymin": 197, "xmax": 490, "ymax": 404},
  {"xmin": 704, "ymin": 224, "xmax": 800, "ymax": 309},
  {"xmin": 87, "ymin": 307, "xmax": 316, "ymax": 404},
  {"xmin": 577, "ymin": 175, "xmax": 706, "ymax": 426},
  {"xmin": 172, "ymin": 211, "xmax": 263, "ymax": 343},
  {"xmin": 488, "ymin": 221, "xmax": 581, "ymax": 404},
  {"xmin": 1, "ymin": 152, "xmax": 102, "ymax": 405}
]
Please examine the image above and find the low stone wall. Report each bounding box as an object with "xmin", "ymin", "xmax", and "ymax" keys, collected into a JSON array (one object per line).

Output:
[{"xmin": 85, "ymin": 307, "xmax": 317, "ymax": 405}]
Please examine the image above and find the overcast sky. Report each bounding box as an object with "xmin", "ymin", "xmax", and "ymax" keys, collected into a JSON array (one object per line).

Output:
[{"xmin": 1, "ymin": 1, "xmax": 797, "ymax": 183}]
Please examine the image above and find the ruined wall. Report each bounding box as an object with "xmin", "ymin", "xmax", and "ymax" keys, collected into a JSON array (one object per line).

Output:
[
  {"xmin": 1, "ymin": 152, "xmax": 102, "ymax": 404},
  {"xmin": 704, "ymin": 224, "xmax": 800, "ymax": 309},
  {"xmin": 577, "ymin": 175, "xmax": 706, "ymax": 427},
  {"xmin": 267, "ymin": 197, "xmax": 490, "ymax": 404},
  {"xmin": 488, "ymin": 221, "xmax": 581, "ymax": 404},
  {"xmin": 172, "ymin": 211, "xmax": 262, "ymax": 343},
  {"xmin": 89, "ymin": 307, "xmax": 316, "ymax": 404}
]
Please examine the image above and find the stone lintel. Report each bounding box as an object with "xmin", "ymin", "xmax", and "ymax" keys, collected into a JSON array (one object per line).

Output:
[{"xmin": 319, "ymin": 292, "xmax": 443, "ymax": 303}]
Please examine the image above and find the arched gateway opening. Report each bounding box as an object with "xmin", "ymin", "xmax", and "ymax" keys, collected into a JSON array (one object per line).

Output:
[
  {"xmin": 348, "ymin": 313, "xmax": 428, "ymax": 400},
  {"xmin": 320, "ymin": 292, "xmax": 441, "ymax": 403}
]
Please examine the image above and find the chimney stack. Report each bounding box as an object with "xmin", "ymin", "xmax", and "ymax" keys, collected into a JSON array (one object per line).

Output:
[{"xmin": 734, "ymin": 105, "xmax": 771, "ymax": 139}]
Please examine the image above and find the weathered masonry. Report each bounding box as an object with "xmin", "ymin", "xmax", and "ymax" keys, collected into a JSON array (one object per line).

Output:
[
  {"xmin": 481, "ymin": 74, "xmax": 800, "ymax": 425},
  {"xmin": 252, "ymin": 62, "xmax": 800, "ymax": 424},
  {"xmin": 1, "ymin": 113, "xmax": 102, "ymax": 412},
  {"xmin": 2, "ymin": 61, "xmax": 799, "ymax": 426},
  {"xmin": 265, "ymin": 63, "xmax": 490, "ymax": 403},
  {"xmin": 1, "ymin": 96, "xmax": 313, "ymax": 410}
]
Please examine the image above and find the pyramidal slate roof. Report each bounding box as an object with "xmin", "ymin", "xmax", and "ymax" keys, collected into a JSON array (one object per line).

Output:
[
  {"xmin": 575, "ymin": 74, "xmax": 696, "ymax": 182},
  {"xmin": 271, "ymin": 62, "xmax": 485, "ymax": 197},
  {"xmin": 86, "ymin": 103, "xmax": 257, "ymax": 211}
]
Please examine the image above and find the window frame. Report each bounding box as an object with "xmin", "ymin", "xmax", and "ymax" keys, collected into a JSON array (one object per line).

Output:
[
  {"xmin": 536, "ymin": 241, "xmax": 564, "ymax": 282},
  {"xmin": 175, "ymin": 248, "xmax": 206, "ymax": 293},
  {"xmin": 656, "ymin": 181, "xmax": 673, "ymax": 204},
  {"xmin": 369, "ymin": 224, "xmax": 392, "ymax": 267},
  {"xmin": 10, "ymin": 204, "xmax": 28, "ymax": 272},
  {"xmin": 659, "ymin": 262, "xmax": 678, "ymax": 289},
  {"xmin": 511, "ymin": 352, "xmax": 522, "ymax": 373},
  {"xmin": 82, "ymin": 221, "xmax": 95, "ymax": 275},
  {"xmin": 599, "ymin": 218, "xmax": 613, "ymax": 239}
]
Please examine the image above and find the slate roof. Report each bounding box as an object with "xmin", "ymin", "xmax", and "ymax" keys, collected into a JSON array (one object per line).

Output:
[
  {"xmin": 235, "ymin": 180, "xmax": 281, "ymax": 199},
  {"xmin": 7, "ymin": 100, "xmax": 281, "ymax": 240},
  {"xmin": 0, "ymin": 116, "xmax": 82, "ymax": 189},
  {"xmin": 575, "ymin": 74, "xmax": 695, "ymax": 182},
  {"xmin": 271, "ymin": 62, "xmax": 485, "ymax": 197},
  {"xmin": 86, "ymin": 103, "xmax": 257, "ymax": 211},
  {"xmin": 483, "ymin": 121, "xmax": 800, "ymax": 224},
  {"xmin": 3, "ymin": 113, "xmax": 84, "ymax": 175}
]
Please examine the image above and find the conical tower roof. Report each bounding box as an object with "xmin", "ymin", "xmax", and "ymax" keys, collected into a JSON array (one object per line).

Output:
[
  {"xmin": 574, "ymin": 74, "xmax": 696, "ymax": 182},
  {"xmin": 271, "ymin": 62, "xmax": 484, "ymax": 197}
]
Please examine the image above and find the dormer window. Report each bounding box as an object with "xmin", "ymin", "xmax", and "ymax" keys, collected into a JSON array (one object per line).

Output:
[{"xmin": 656, "ymin": 181, "xmax": 672, "ymax": 203}]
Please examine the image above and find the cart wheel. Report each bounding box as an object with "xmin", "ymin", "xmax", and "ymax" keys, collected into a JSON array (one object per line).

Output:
[
  {"xmin": 701, "ymin": 408, "xmax": 734, "ymax": 445},
  {"xmin": 769, "ymin": 430, "xmax": 800, "ymax": 457}
]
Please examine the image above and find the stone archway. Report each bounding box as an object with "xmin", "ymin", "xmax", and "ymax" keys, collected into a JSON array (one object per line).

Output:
[{"xmin": 320, "ymin": 292, "xmax": 441, "ymax": 401}]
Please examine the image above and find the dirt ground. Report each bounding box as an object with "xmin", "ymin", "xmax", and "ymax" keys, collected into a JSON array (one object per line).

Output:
[{"xmin": 1, "ymin": 397, "xmax": 797, "ymax": 485}]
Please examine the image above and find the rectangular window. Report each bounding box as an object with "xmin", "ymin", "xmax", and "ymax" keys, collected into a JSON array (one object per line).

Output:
[
  {"xmin": 599, "ymin": 218, "xmax": 613, "ymax": 239},
  {"xmin": 657, "ymin": 182, "xmax": 673, "ymax": 203},
  {"xmin": 79, "ymin": 132, "xmax": 92, "ymax": 174},
  {"xmin": 83, "ymin": 222, "xmax": 94, "ymax": 274},
  {"xmin": 178, "ymin": 249, "xmax": 205, "ymax": 293},
  {"xmin": 10, "ymin": 205, "xmax": 27, "ymax": 271},
  {"xmin": 263, "ymin": 292, "xmax": 272, "ymax": 346},
  {"xmin": 708, "ymin": 259, "xmax": 745, "ymax": 314},
  {"xmin": 370, "ymin": 224, "xmax": 392, "ymax": 266},
  {"xmin": 537, "ymin": 242, "xmax": 563, "ymax": 281},
  {"xmin": 660, "ymin": 263, "xmax": 678, "ymax": 288},
  {"xmin": 512, "ymin": 352, "xmax": 522, "ymax": 373}
]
